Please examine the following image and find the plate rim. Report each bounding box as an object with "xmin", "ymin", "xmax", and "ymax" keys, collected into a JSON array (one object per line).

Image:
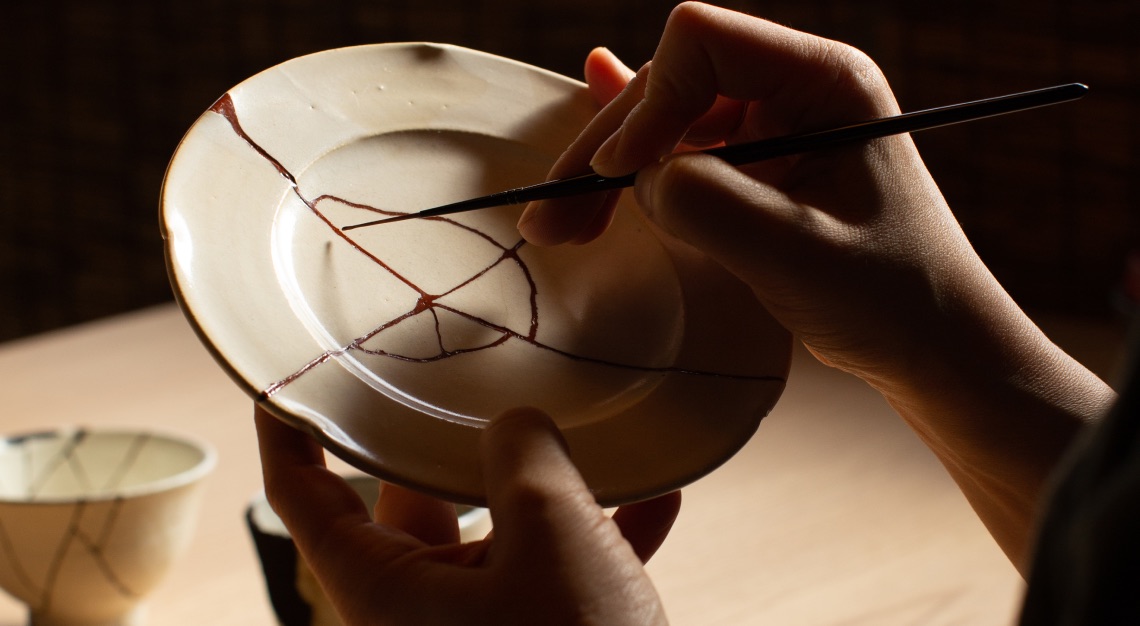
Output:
[{"xmin": 161, "ymin": 42, "xmax": 792, "ymax": 506}]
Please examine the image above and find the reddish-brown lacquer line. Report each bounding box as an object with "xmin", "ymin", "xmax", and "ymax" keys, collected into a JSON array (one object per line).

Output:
[{"xmin": 208, "ymin": 93, "xmax": 783, "ymax": 401}]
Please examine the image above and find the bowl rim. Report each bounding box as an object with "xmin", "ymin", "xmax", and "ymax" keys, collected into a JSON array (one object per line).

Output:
[{"xmin": 0, "ymin": 425, "xmax": 218, "ymax": 505}]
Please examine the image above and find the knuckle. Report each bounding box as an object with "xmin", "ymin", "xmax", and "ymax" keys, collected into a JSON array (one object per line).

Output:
[
  {"xmin": 824, "ymin": 42, "xmax": 890, "ymax": 96},
  {"xmin": 496, "ymin": 474, "xmax": 593, "ymax": 524},
  {"xmin": 668, "ymin": 1, "xmax": 709, "ymax": 25}
]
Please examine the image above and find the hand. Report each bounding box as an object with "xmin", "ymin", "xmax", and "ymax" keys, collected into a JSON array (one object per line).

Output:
[
  {"xmin": 519, "ymin": 2, "xmax": 960, "ymax": 391},
  {"xmin": 517, "ymin": 2, "xmax": 1115, "ymax": 571},
  {"xmin": 255, "ymin": 405, "xmax": 680, "ymax": 625}
]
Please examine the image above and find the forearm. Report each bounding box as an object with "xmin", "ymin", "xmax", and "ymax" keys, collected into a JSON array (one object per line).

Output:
[{"xmin": 876, "ymin": 270, "xmax": 1116, "ymax": 574}]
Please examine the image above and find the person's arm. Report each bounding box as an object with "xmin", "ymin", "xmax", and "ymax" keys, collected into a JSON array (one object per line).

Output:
[
  {"xmin": 256, "ymin": 405, "xmax": 679, "ymax": 625},
  {"xmin": 519, "ymin": 2, "xmax": 1117, "ymax": 574}
]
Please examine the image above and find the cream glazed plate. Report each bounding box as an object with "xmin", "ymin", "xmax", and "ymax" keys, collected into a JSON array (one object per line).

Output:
[{"xmin": 161, "ymin": 43, "xmax": 792, "ymax": 506}]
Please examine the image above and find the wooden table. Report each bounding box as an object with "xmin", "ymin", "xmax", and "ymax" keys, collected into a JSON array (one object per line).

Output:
[{"xmin": 0, "ymin": 304, "xmax": 1126, "ymax": 625}]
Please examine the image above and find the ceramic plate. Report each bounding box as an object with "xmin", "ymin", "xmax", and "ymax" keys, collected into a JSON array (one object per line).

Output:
[{"xmin": 162, "ymin": 43, "xmax": 791, "ymax": 506}]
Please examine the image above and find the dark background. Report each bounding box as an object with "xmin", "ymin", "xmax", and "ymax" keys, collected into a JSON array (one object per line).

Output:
[{"xmin": 2, "ymin": 0, "xmax": 1137, "ymax": 343}]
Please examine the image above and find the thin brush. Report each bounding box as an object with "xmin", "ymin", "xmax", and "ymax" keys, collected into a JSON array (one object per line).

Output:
[{"xmin": 342, "ymin": 82, "xmax": 1087, "ymax": 231}]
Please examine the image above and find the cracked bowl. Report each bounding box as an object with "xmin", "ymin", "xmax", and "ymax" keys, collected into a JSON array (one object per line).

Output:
[{"xmin": 0, "ymin": 428, "xmax": 216, "ymax": 626}]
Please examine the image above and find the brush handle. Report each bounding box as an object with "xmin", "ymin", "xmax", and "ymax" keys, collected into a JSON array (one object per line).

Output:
[
  {"xmin": 706, "ymin": 82, "xmax": 1087, "ymax": 166},
  {"xmin": 344, "ymin": 83, "xmax": 1087, "ymax": 229}
]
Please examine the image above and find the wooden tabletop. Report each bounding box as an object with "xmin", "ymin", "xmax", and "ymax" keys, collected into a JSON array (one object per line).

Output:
[{"xmin": 0, "ymin": 304, "xmax": 1126, "ymax": 625}]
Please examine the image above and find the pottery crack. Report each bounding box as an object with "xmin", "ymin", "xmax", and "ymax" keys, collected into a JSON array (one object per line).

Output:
[{"xmin": 208, "ymin": 93, "xmax": 787, "ymax": 399}]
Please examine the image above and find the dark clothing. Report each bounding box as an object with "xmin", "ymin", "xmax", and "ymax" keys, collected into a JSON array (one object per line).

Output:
[{"xmin": 1020, "ymin": 325, "xmax": 1140, "ymax": 624}]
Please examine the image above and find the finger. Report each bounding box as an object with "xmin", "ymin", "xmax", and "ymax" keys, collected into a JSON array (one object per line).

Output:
[
  {"xmin": 565, "ymin": 191, "xmax": 621, "ymax": 244},
  {"xmin": 257, "ymin": 406, "xmax": 465, "ymax": 625},
  {"xmin": 255, "ymin": 403, "xmax": 326, "ymax": 470},
  {"xmin": 374, "ymin": 482, "xmax": 461, "ymax": 546},
  {"xmin": 611, "ymin": 491, "xmax": 682, "ymax": 563},
  {"xmin": 479, "ymin": 408, "xmax": 666, "ymax": 621},
  {"xmin": 517, "ymin": 63, "xmax": 649, "ymax": 246},
  {"xmin": 576, "ymin": 47, "xmax": 639, "ymax": 243},
  {"xmin": 480, "ymin": 407, "xmax": 594, "ymax": 529},
  {"xmin": 584, "ymin": 47, "xmax": 636, "ymax": 107},
  {"xmin": 584, "ymin": 45, "xmax": 745, "ymax": 148},
  {"xmin": 634, "ymin": 152, "xmax": 812, "ymax": 291},
  {"xmin": 479, "ymin": 408, "xmax": 610, "ymax": 561},
  {"xmin": 519, "ymin": 43, "xmax": 734, "ymax": 246},
  {"xmin": 684, "ymin": 96, "xmax": 747, "ymax": 145},
  {"xmin": 255, "ymin": 405, "xmax": 372, "ymax": 537},
  {"xmin": 591, "ymin": 2, "xmax": 895, "ymax": 177},
  {"xmin": 517, "ymin": 188, "xmax": 621, "ymax": 247}
]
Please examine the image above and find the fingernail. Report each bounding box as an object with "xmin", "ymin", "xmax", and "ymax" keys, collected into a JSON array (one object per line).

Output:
[
  {"xmin": 515, "ymin": 201, "xmax": 561, "ymax": 246},
  {"xmin": 516, "ymin": 202, "xmax": 538, "ymax": 235},
  {"xmin": 589, "ymin": 127, "xmax": 623, "ymax": 174},
  {"xmin": 517, "ymin": 202, "xmax": 556, "ymax": 246},
  {"xmin": 492, "ymin": 407, "xmax": 571, "ymax": 456}
]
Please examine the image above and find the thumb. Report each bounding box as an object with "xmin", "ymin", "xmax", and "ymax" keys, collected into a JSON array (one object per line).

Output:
[
  {"xmin": 478, "ymin": 408, "xmax": 665, "ymax": 624},
  {"xmin": 635, "ymin": 152, "xmax": 813, "ymax": 288},
  {"xmin": 480, "ymin": 407, "xmax": 606, "ymax": 561}
]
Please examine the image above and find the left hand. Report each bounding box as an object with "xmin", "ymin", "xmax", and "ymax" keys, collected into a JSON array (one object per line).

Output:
[{"xmin": 255, "ymin": 405, "xmax": 681, "ymax": 625}]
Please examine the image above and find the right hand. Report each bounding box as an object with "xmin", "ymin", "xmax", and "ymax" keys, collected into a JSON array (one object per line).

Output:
[
  {"xmin": 518, "ymin": 2, "xmax": 1004, "ymax": 399},
  {"xmin": 519, "ymin": 3, "xmax": 1117, "ymax": 570}
]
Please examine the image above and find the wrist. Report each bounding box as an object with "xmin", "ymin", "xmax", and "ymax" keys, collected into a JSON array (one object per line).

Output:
[{"xmin": 877, "ymin": 265, "xmax": 1112, "ymax": 427}]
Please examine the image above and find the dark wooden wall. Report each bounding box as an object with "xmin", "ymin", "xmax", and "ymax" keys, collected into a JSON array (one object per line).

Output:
[{"xmin": 2, "ymin": 0, "xmax": 1136, "ymax": 342}]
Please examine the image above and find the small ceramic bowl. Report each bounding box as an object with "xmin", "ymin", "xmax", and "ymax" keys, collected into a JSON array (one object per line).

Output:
[
  {"xmin": 0, "ymin": 427, "xmax": 216, "ymax": 626},
  {"xmin": 246, "ymin": 474, "xmax": 490, "ymax": 626}
]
